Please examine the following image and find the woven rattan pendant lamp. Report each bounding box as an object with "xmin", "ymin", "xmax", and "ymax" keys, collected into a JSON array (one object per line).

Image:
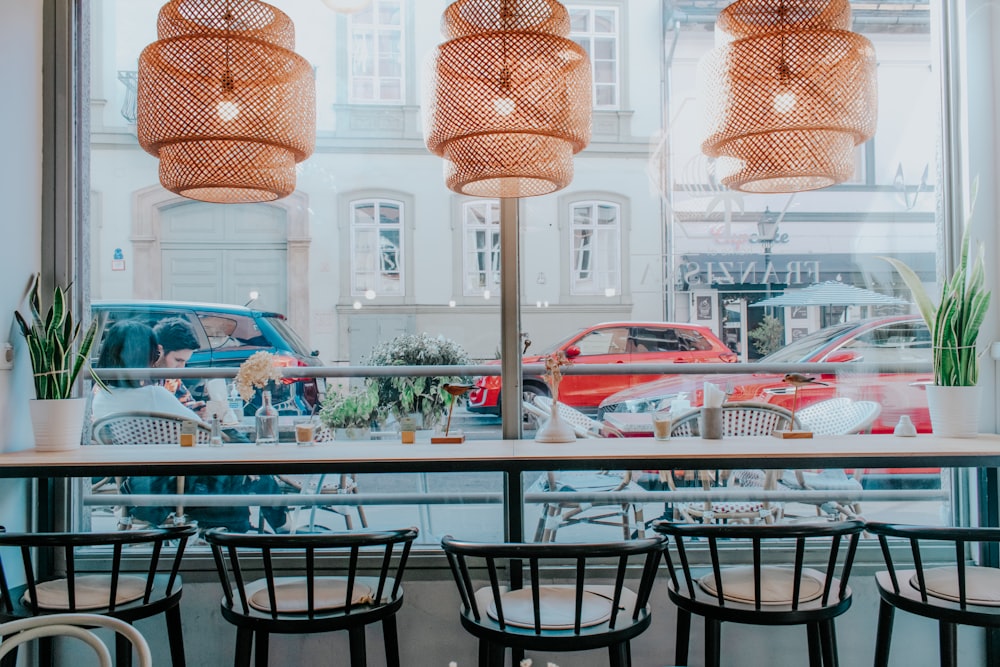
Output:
[
  {"xmin": 424, "ymin": 0, "xmax": 592, "ymax": 198},
  {"xmin": 137, "ymin": 0, "xmax": 315, "ymax": 203},
  {"xmin": 700, "ymin": 0, "xmax": 877, "ymax": 193}
]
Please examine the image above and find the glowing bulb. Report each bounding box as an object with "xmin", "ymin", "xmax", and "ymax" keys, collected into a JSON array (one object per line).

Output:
[
  {"xmin": 364, "ymin": 289, "xmax": 376, "ymax": 300},
  {"xmin": 483, "ymin": 290, "xmax": 491, "ymax": 300},
  {"xmin": 494, "ymin": 97, "xmax": 516, "ymax": 116},
  {"xmin": 448, "ymin": 300, "xmax": 456, "ymax": 308},
  {"xmin": 773, "ymin": 91, "xmax": 796, "ymax": 114},
  {"xmin": 249, "ymin": 290, "xmax": 259, "ymax": 300},
  {"xmin": 536, "ymin": 301, "xmax": 542, "ymax": 308},
  {"xmin": 604, "ymin": 288, "xmax": 616, "ymax": 297},
  {"xmin": 217, "ymin": 100, "xmax": 240, "ymax": 121},
  {"xmin": 352, "ymin": 301, "xmax": 362, "ymax": 310}
]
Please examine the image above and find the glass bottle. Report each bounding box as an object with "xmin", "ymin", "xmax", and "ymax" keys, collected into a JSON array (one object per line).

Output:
[
  {"xmin": 255, "ymin": 390, "xmax": 279, "ymax": 445},
  {"xmin": 209, "ymin": 413, "xmax": 224, "ymax": 447}
]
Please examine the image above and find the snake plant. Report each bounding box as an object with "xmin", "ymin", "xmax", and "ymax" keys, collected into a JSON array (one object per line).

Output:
[
  {"xmin": 882, "ymin": 227, "xmax": 990, "ymax": 387},
  {"xmin": 14, "ymin": 274, "xmax": 99, "ymax": 399}
]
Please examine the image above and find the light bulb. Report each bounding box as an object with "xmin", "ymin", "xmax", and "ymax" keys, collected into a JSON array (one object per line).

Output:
[
  {"xmin": 773, "ymin": 91, "xmax": 796, "ymax": 114},
  {"xmin": 352, "ymin": 300, "xmax": 362, "ymax": 310},
  {"xmin": 448, "ymin": 300, "xmax": 456, "ymax": 308},
  {"xmin": 604, "ymin": 287, "xmax": 616, "ymax": 297},
  {"xmin": 483, "ymin": 290, "xmax": 491, "ymax": 300},
  {"xmin": 217, "ymin": 100, "xmax": 240, "ymax": 121},
  {"xmin": 364, "ymin": 289, "xmax": 376, "ymax": 300},
  {"xmin": 494, "ymin": 97, "xmax": 516, "ymax": 116}
]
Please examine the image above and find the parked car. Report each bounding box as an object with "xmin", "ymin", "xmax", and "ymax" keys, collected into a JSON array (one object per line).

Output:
[
  {"xmin": 597, "ymin": 315, "xmax": 935, "ymax": 487},
  {"xmin": 91, "ymin": 300, "xmax": 324, "ymax": 415},
  {"xmin": 467, "ymin": 321, "xmax": 736, "ymax": 416}
]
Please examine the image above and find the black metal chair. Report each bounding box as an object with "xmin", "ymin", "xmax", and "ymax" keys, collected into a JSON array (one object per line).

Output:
[
  {"xmin": 0, "ymin": 526, "xmax": 196, "ymax": 667},
  {"xmin": 655, "ymin": 519, "xmax": 864, "ymax": 667},
  {"xmin": 867, "ymin": 522, "xmax": 1000, "ymax": 667},
  {"xmin": 440, "ymin": 535, "xmax": 663, "ymax": 667},
  {"xmin": 203, "ymin": 527, "xmax": 418, "ymax": 667}
]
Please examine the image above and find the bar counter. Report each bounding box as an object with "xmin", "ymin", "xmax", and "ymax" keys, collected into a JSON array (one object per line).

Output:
[{"xmin": 1, "ymin": 433, "xmax": 998, "ymax": 478}]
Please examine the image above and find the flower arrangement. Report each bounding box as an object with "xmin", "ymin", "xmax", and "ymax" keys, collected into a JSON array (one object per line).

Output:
[
  {"xmin": 233, "ymin": 351, "xmax": 284, "ymax": 401},
  {"xmin": 541, "ymin": 350, "xmax": 572, "ymax": 404},
  {"xmin": 366, "ymin": 332, "xmax": 471, "ymax": 425}
]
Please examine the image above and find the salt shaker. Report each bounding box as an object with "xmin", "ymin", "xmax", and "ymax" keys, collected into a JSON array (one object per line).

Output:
[
  {"xmin": 893, "ymin": 415, "xmax": 917, "ymax": 437},
  {"xmin": 209, "ymin": 413, "xmax": 224, "ymax": 447}
]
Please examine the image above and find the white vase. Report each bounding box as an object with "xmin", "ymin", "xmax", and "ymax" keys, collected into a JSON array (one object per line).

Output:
[
  {"xmin": 534, "ymin": 402, "xmax": 576, "ymax": 443},
  {"xmin": 925, "ymin": 385, "xmax": 981, "ymax": 438},
  {"xmin": 29, "ymin": 398, "xmax": 87, "ymax": 451}
]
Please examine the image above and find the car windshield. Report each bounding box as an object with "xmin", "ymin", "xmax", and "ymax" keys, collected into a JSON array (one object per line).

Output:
[
  {"xmin": 760, "ymin": 322, "xmax": 859, "ymax": 363},
  {"xmin": 266, "ymin": 316, "xmax": 315, "ymax": 358}
]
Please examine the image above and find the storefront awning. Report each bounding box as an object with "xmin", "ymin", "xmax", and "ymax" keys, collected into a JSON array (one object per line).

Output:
[{"xmin": 749, "ymin": 281, "xmax": 910, "ymax": 307}]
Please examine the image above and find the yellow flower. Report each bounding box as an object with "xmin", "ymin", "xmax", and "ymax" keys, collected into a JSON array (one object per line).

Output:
[{"xmin": 233, "ymin": 351, "xmax": 283, "ymax": 402}]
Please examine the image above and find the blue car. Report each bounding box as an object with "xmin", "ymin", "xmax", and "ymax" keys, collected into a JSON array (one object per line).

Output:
[{"xmin": 91, "ymin": 300, "xmax": 324, "ymax": 415}]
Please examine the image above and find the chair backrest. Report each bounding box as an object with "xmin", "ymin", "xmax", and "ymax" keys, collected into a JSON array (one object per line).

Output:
[
  {"xmin": 867, "ymin": 522, "xmax": 1000, "ymax": 608},
  {"xmin": 440, "ymin": 535, "xmax": 663, "ymax": 634},
  {"xmin": 655, "ymin": 520, "xmax": 864, "ymax": 610},
  {"xmin": 203, "ymin": 527, "xmax": 419, "ymax": 618},
  {"xmin": 93, "ymin": 411, "xmax": 211, "ymax": 445},
  {"xmin": 0, "ymin": 526, "xmax": 195, "ymax": 615},
  {"xmin": 0, "ymin": 614, "xmax": 153, "ymax": 667},
  {"xmin": 669, "ymin": 401, "xmax": 796, "ymax": 438},
  {"xmin": 796, "ymin": 399, "xmax": 882, "ymax": 435},
  {"xmin": 532, "ymin": 395, "xmax": 622, "ymax": 438}
]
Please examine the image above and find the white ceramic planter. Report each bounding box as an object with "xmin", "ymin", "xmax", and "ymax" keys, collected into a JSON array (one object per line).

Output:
[
  {"xmin": 29, "ymin": 397, "xmax": 87, "ymax": 451},
  {"xmin": 534, "ymin": 404, "xmax": 576, "ymax": 443},
  {"xmin": 925, "ymin": 385, "xmax": 981, "ymax": 438}
]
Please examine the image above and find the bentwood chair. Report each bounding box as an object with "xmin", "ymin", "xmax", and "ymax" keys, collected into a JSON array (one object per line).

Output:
[
  {"xmin": 441, "ymin": 535, "xmax": 663, "ymax": 667},
  {"xmin": 204, "ymin": 527, "xmax": 418, "ymax": 667},
  {"xmin": 782, "ymin": 399, "xmax": 882, "ymax": 520},
  {"xmin": 0, "ymin": 614, "xmax": 152, "ymax": 667},
  {"xmin": 0, "ymin": 526, "xmax": 196, "ymax": 667},
  {"xmin": 655, "ymin": 520, "xmax": 864, "ymax": 667},
  {"xmin": 867, "ymin": 522, "xmax": 1000, "ymax": 667},
  {"xmin": 664, "ymin": 402, "xmax": 796, "ymax": 524},
  {"xmin": 525, "ymin": 395, "xmax": 643, "ymax": 543}
]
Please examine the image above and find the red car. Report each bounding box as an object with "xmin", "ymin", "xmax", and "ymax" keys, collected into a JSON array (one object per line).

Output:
[
  {"xmin": 467, "ymin": 321, "xmax": 736, "ymax": 415},
  {"xmin": 598, "ymin": 315, "xmax": 932, "ymax": 434}
]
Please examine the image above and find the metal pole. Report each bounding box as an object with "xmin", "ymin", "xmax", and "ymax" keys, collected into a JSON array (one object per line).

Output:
[{"xmin": 499, "ymin": 197, "xmax": 523, "ymax": 547}]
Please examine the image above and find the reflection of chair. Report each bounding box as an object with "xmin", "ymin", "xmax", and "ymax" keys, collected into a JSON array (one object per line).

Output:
[
  {"xmin": 204, "ymin": 527, "xmax": 418, "ymax": 667},
  {"xmin": 0, "ymin": 526, "xmax": 196, "ymax": 667},
  {"xmin": 665, "ymin": 402, "xmax": 795, "ymax": 524},
  {"xmin": 868, "ymin": 523, "xmax": 1000, "ymax": 667},
  {"xmin": 277, "ymin": 425, "xmax": 368, "ymax": 531},
  {"xmin": 655, "ymin": 520, "xmax": 864, "ymax": 667},
  {"xmin": 0, "ymin": 614, "xmax": 153, "ymax": 667},
  {"xmin": 441, "ymin": 535, "xmax": 663, "ymax": 667},
  {"xmin": 782, "ymin": 399, "xmax": 882, "ymax": 520},
  {"xmin": 525, "ymin": 396, "xmax": 642, "ymax": 542}
]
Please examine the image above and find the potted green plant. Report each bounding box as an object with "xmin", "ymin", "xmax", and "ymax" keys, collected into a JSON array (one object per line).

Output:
[
  {"xmin": 319, "ymin": 384, "xmax": 381, "ymax": 440},
  {"xmin": 365, "ymin": 332, "xmax": 471, "ymax": 430},
  {"xmin": 883, "ymin": 226, "xmax": 990, "ymax": 437},
  {"xmin": 14, "ymin": 274, "xmax": 99, "ymax": 450}
]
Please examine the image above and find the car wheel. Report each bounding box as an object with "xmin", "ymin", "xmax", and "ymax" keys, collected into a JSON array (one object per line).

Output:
[{"xmin": 522, "ymin": 384, "xmax": 549, "ymax": 430}]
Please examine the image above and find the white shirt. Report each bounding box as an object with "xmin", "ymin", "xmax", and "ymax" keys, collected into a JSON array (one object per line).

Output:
[{"xmin": 91, "ymin": 384, "xmax": 201, "ymax": 423}]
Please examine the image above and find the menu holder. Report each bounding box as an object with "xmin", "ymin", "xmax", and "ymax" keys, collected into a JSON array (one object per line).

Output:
[
  {"xmin": 431, "ymin": 432, "xmax": 465, "ymax": 444},
  {"xmin": 772, "ymin": 429, "xmax": 814, "ymax": 439}
]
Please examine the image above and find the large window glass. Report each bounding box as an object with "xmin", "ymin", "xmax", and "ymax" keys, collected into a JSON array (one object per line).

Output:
[{"xmin": 83, "ymin": 0, "xmax": 960, "ymax": 544}]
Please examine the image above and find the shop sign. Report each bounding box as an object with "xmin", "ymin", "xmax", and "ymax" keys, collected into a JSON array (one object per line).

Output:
[{"xmin": 678, "ymin": 259, "xmax": 821, "ymax": 287}]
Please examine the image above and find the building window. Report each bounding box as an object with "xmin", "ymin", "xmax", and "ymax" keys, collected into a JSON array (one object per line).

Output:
[
  {"xmin": 570, "ymin": 201, "xmax": 620, "ymax": 296},
  {"xmin": 568, "ymin": 6, "xmax": 619, "ymax": 109},
  {"xmin": 349, "ymin": 0, "xmax": 404, "ymax": 103},
  {"xmin": 351, "ymin": 199, "xmax": 404, "ymax": 296},
  {"xmin": 462, "ymin": 200, "xmax": 501, "ymax": 297}
]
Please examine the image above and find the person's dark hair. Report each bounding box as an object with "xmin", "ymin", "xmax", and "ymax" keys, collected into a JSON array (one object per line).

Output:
[
  {"xmin": 96, "ymin": 320, "xmax": 158, "ymax": 388},
  {"xmin": 153, "ymin": 317, "xmax": 200, "ymax": 354}
]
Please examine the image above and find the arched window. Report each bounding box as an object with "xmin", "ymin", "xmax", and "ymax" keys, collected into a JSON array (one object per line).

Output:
[
  {"xmin": 351, "ymin": 199, "xmax": 404, "ymax": 297},
  {"xmin": 462, "ymin": 200, "xmax": 501, "ymax": 297},
  {"xmin": 569, "ymin": 200, "xmax": 621, "ymax": 296}
]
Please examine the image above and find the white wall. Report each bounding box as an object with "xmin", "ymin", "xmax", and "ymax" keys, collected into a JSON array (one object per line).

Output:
[{"xmin": 0, "ymin": 0, "xmax": 42, "ymax": 529}]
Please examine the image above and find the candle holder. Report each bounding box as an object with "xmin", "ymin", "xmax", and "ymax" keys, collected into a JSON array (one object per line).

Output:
[{"xmin": 432, "ymin": 384, "xmax": 474, "ymax": 443}]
